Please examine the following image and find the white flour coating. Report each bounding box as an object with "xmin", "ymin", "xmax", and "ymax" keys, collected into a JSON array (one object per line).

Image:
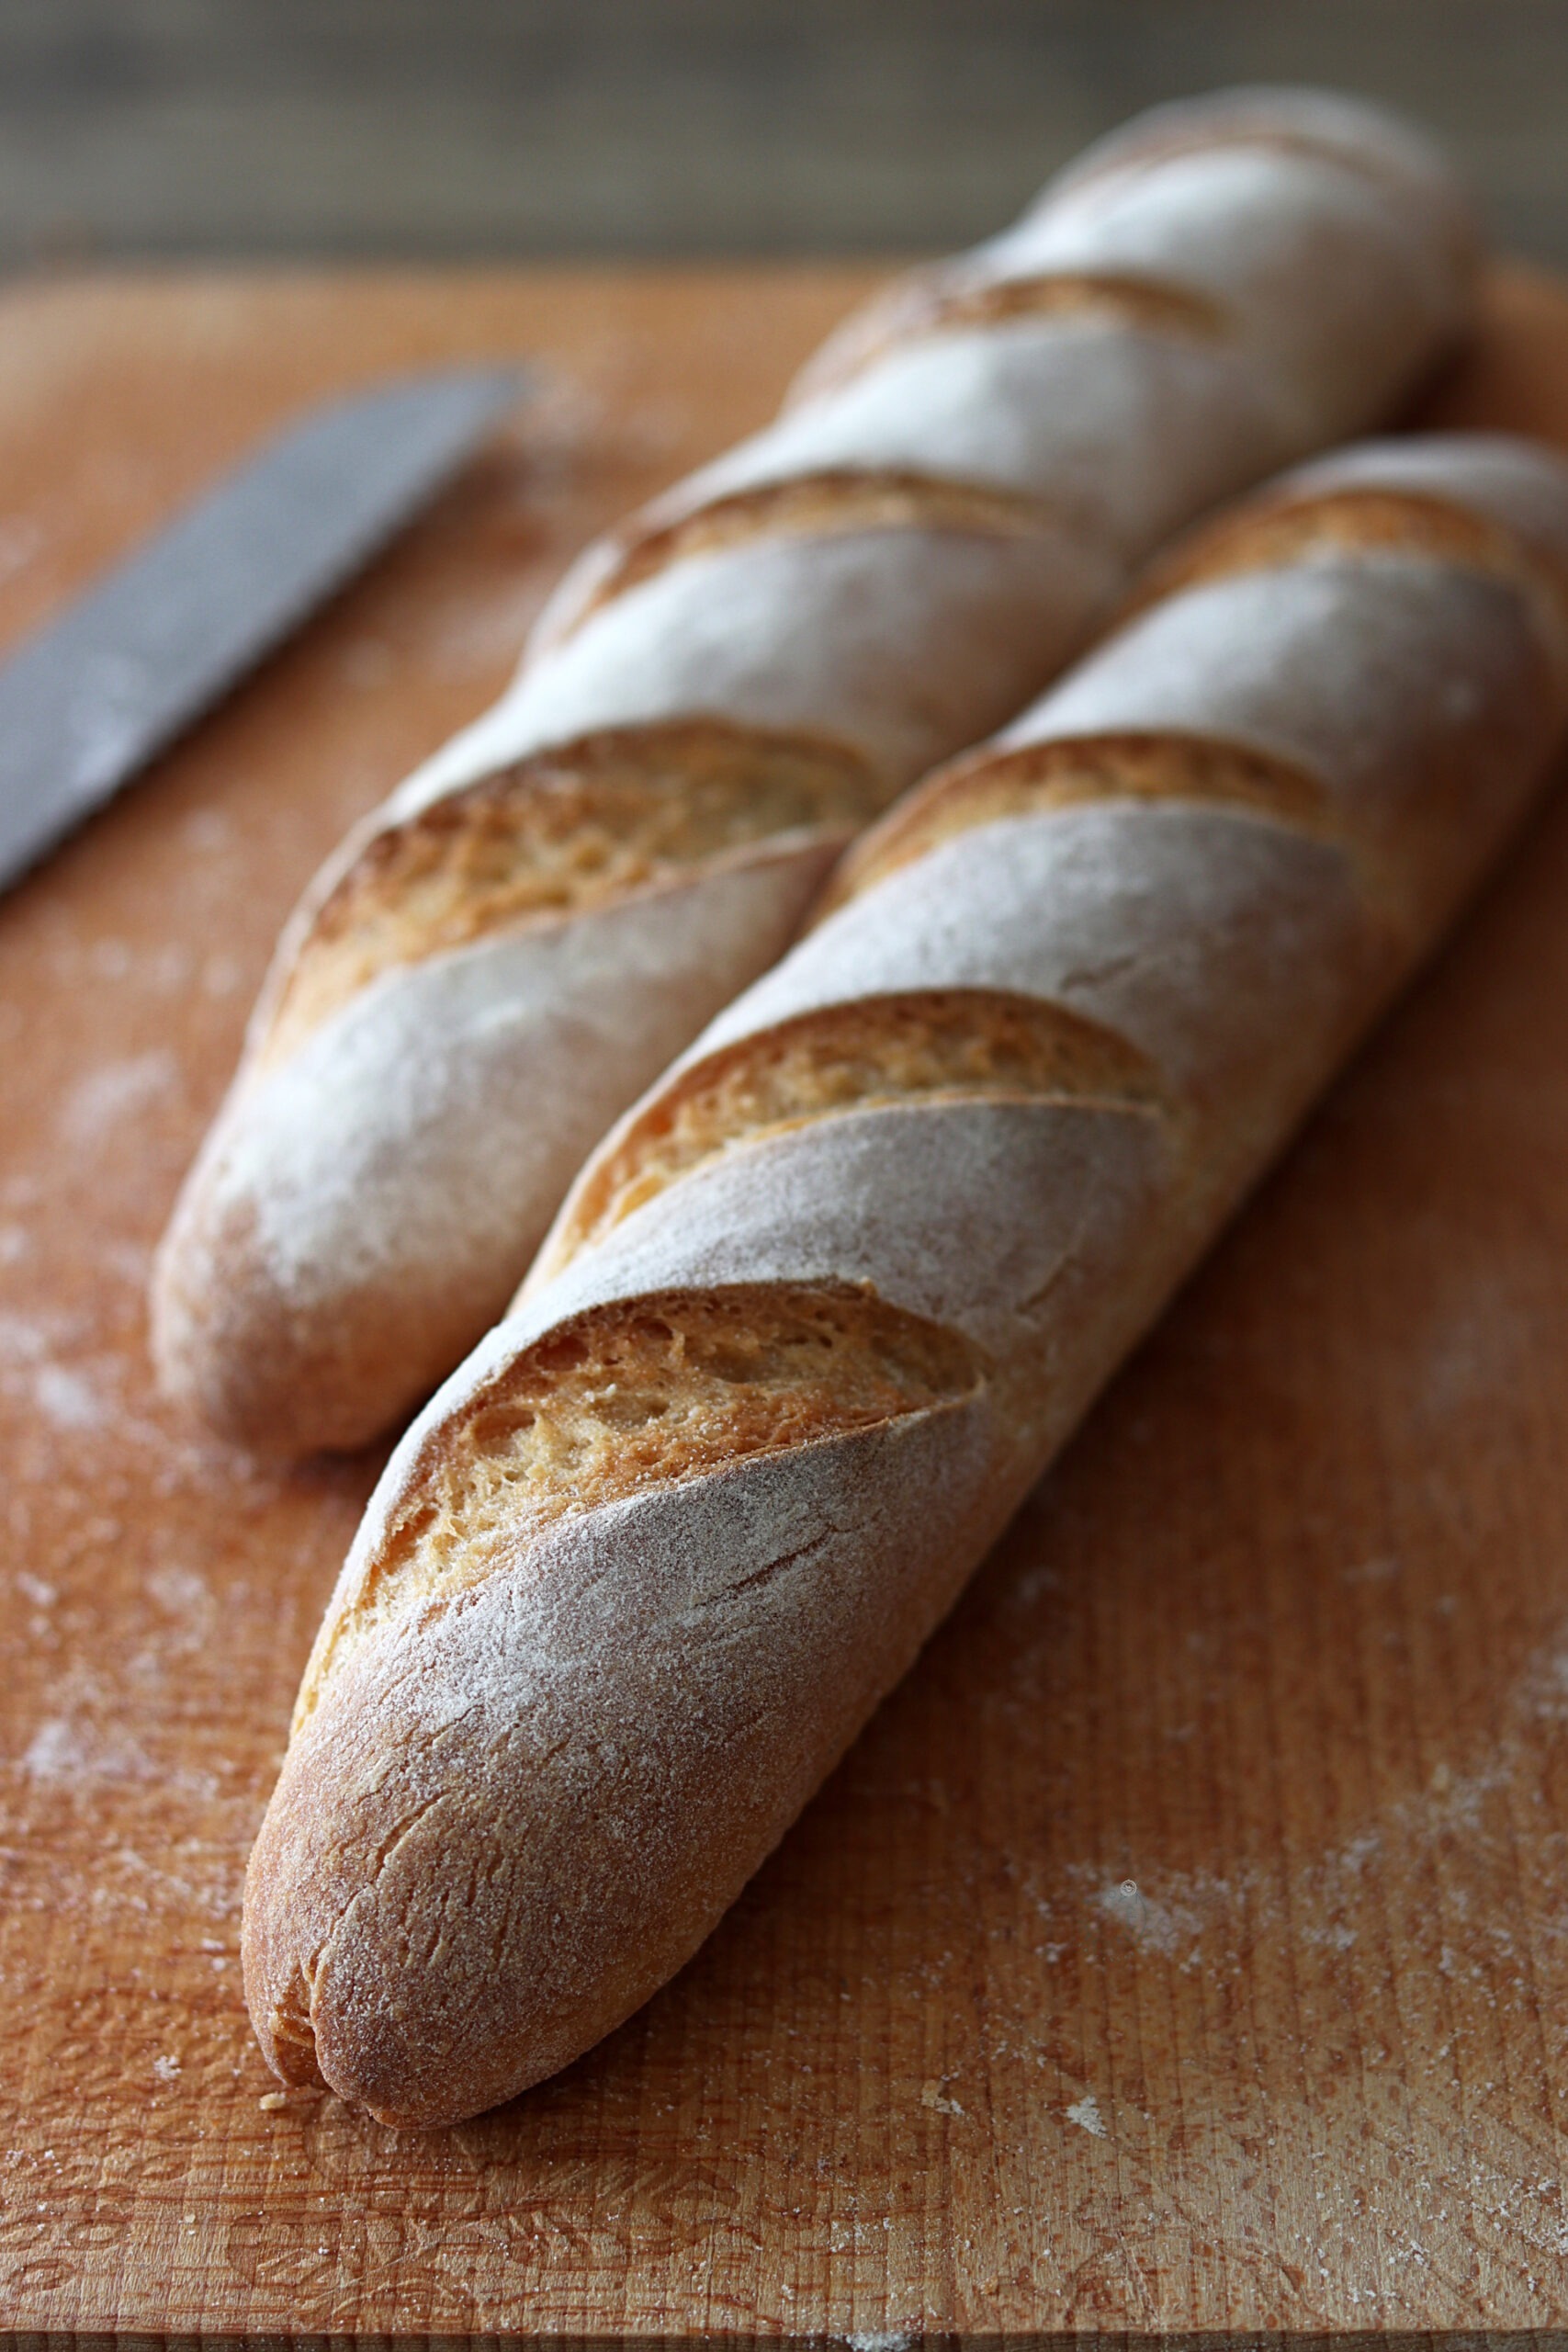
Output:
[
  {"xmin": 391, "ymin": 521, "xmax": 1108, "ymax": 821},
  {"xmin": 1044, "ymin": 85, "xmax": 1477, "ymax": 217},
  {"xmin": 146, "ymin": 1563, "xmax": 213, "ymax": 1621},
  {"xmin": 1024, "ymin": 1577, "xmax": 1568, "ymax": 1999},
  {"xmin": 691, "ymin": 800, "xmax": 1371, "ymax": 1128},
  {"xmin": 311, "ymin": 1098, "xmax": 1170, "ymax": 1674},
  {"xmin": 0, "ymin": 1295, "xmax": 257, "ymax": 1481},
  {"xmin": 254, "ymin": 1392, "xmax": 1011, "ymax": 2118},
  {"xmin": 795, "ymin": 84, "xmax": 1473, "ymax": 413},
  {"xmin": 213, "ymin": 845, "xmax": 842, "ymax": 1308},
  {"xmin": 154, "ymin": 837, "xmax": 851, "ymax": 1449},
  {"xmin": 635, "ymin": 322, "xmax": 1293, "ymax": 560},
  {"xmin": 1282, "ymin": 432, "xmax": 1568, "ymax": 581},
  {"xmin": 512, "ymin": 1096, "xmax": 1168, "ymax": 1393},
  {"xmin": 998, "ymin": 146, "xmax": 1457, "ymax": 443},
  {"xmin": 1020, "ymin": 560, "xmax": 1559, "ymax": 820},
  {"xmin": 164, "ymin": 86, "xmax": 1479, "ymax": 1455},
  {"xmin": 1066, "ymin": 2093, "xmax": 1109, "ymax": 2139},
  {"xmin": 992, "ymin": 435, "xmax": 1568, "ymax": 922}
]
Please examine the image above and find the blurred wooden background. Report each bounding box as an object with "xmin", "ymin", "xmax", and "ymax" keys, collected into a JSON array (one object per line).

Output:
[{"xmin": 0, "ymin": 0, "xmax": 1564, "ymax": 268}]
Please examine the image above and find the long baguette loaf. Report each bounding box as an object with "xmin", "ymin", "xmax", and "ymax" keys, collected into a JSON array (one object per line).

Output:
[
  {"xmin": 152, "ymin": 86, "xmax": 1477, "ymax": 1453},
  {"xmin": 243, "ymin": 432, "xmax": 1568, "ymax": 2126}
]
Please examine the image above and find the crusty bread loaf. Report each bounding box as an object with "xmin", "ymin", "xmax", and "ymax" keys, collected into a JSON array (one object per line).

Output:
[
  {"xmin": 243, "ymin": 432, "xmax": 1568, "ymax": 2127},
  {"xmin": 152, "ymin": 86, "xmax": 1478, "ymax": 1453}
]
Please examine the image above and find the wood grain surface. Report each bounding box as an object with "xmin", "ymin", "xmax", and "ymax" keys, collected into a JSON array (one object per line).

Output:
[{"xmin": 6, "ymin": 263, "xmax": 1568, "ymax": 2341}]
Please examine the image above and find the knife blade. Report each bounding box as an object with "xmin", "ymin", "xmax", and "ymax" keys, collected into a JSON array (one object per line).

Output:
[{"xmin": 0, "ymin": 365, "xmax": 524, "ymax": 893}]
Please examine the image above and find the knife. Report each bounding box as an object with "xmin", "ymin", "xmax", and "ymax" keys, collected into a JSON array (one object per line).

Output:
[{"xmin": 0, "ymin": 366, "xmax": 524, "ymax": 894}]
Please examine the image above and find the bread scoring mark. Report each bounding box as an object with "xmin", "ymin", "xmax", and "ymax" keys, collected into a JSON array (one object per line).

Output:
[
  {"xmin": 787, "ymin": 270, "xmax": 1229, "ymax": 406},
  {"xmin": 824, "ymin": 730, "xmax": 1345, "ymax": 915},
  {"xmin": 1053, "ymin": 124, "xmax": 1478, "ymax": 270},
  {"xmin": 536, "ymin": 988, "xmax": 1168, "ymax": 1283},
  {"xmin": 1129, "ymin": 487, "xmax": 1568, "ymax": 662},
  {"xmin": 538, "ymin": 467, "xmax": 1070, "ymax": 650},
  {"xmin": 257, "ymin": 721, "xmax": 882, "ymax": 1068},
  {"xmin": 295, "ymin": 1284, "xmax": 985, "ymax": 1722}
]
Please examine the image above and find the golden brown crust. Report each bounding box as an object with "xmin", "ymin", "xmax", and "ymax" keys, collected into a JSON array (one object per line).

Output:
[
  {"xmin": 819, "ymin": 729, "xmax": 1342, "ymax": 916},
  {"xmin": 296, "ymin": 1283, "xmax": 987, "ymax": 1723},
  {"xmin": 259, "ymin": 721, "xmax": 883, "ymax": 1067},
  {"xmin": 536, "ymin": 987, "xmax": 1168, "ymax": 1283},
  {"xmin": 539, "ymin": 467, "xmax": 1068, "ymax": 652},
  {"xmin": 245, "ymin": 1377, "xmax": 1010, "ymax": 2124},
  {"xmin": 1126, "ymin": 485, "xmax": 1568, "ymax": 647},
  {"xmin": 821, "ymin": 480, "xmax": 1568, "ymax": 938},
  {"xmin": 786, "ymin": 269, "xmax": 1227, "ymax": 406}
]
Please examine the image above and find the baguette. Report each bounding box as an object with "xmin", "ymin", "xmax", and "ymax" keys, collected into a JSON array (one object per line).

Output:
[
  {"xmin": 152, "ymin": 86, "xmax": 1477, "ymax": 1453},
  {"xmin": 243, "ymin": 432, "xmax": 1568, "ymax": 2126}
]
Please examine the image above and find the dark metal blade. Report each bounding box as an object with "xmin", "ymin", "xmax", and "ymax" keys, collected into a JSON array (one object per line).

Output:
[{"xmin": 0, "ymin": 365, "xmax": 523, "ymax": 892}]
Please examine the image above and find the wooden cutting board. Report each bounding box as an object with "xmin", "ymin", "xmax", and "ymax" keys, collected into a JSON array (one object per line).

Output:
[{"xmin": 6, "ymin": 262, "xmax": 1568, "ymax": 2342}]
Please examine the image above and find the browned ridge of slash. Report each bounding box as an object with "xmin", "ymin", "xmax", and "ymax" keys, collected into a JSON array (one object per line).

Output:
[
  {"xmin": 1129, "ymin": 485, "xmax": 1568, "ymax": 647},
  {"xmin": 540, "ymin": 466, "xmax": 1076, "ymax": 650},
  {"xmin": 786, "ymin": 269, "xmax": 1230, "ymax": 405},
  {"xmin": 1052, "ymin": 125, "xmax": 1481, "ymax": 274},
  {"xmin": 259, "ymin": 721, "xmax": 884, "ymax": 1066},
  {"xmin": 820, "ymin": 730, "xmax": 1347, "ymax": 917},
  {"xmin": 296, "ymin": 1283, "xmax": 987, "ymax": 1721},
  {"xmin": 538, "ymin": 989, "xmax": 1169, "ymax": 1281}
]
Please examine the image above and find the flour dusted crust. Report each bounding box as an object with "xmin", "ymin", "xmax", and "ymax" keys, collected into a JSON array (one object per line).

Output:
[
  {"xmin": 156, "ymin": 841, "xmax": 846, "ymax": 1453},
  {"xmin": 243, "ymin": 434, "xmax": 1568, "ymax": 2124},
  {"xmin": 156, "ymin": 86, "xmax": 1481, "ymax": 1452},
  {"xmin": 246, "ymin": 1396, "xmax": 1009, "ymax": 2120}
]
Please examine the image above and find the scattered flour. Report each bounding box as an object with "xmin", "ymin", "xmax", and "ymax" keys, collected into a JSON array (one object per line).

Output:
[
  {"xmin": 201, "ymin": 954, "xmax": 245, "ymax": 999},
  {"xmin": 147, "ymin": 1565, "xmax": 211, "ymax": 1618},
  {"xmin": 32, "ymin": 1360, "xmax": 105, "ymax": 1430},
  {"xmin": 1066, "ymin": 2093, "xmax": 1108, "ymax": 2139},
  {"xmin": 0, "ymin": 1312, "xmax": 106, "ymax": 1430},
  {"xmin": 21, "ymin": 1716, "xmax": 154, "ymax": 1785},
  {"xmin": 1095, "ymin": 1875, "xmax": 1197, "ymax": 1958},
  {"xmin": 59, "ymin": 1049, "xmax": 179, "ymax": 1145},
  {"xmin": 181, "ymin": 806, "xmax": 232, "ymax": 854},
  {"xmin": 0, "ymin": 1310, "xmax": 48, "ymax": 1362}
]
